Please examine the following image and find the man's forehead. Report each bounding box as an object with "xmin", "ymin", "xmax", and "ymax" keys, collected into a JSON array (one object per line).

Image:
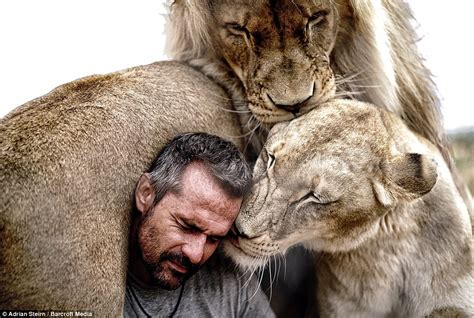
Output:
[
  {"xmin": 178, "ymin": 162, "xmax": 242, "ymax": 231},
  {"xmin": 185, "ymin": 207, "xmax": 238, "ymax": 233},
  {"xmin": 182, "ymin": 164, "xmax": 221, "ymax": 190},
  {"xmin": 181, "ymin": 162, "xmax": 239, "ymax": 204}
]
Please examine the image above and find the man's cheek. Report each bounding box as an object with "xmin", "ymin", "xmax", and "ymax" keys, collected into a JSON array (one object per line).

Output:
[{"xmin": 140, "ymin": 236, "xmax": 163, "ymax": 264}]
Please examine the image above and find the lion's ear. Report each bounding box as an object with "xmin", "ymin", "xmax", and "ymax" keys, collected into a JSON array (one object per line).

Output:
[{"xmin": 373, "ymin": 153, "xmax": 438, "ymax": 206}]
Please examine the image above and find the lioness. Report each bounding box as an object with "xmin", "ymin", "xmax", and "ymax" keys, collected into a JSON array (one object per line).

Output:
[
  {"xmin": 224, "ymin": 99, "xmax": 473, "ymax": 317},
  {"xmin": 0, "ymin": 61, "xmax": 243, "ymax": 315}
]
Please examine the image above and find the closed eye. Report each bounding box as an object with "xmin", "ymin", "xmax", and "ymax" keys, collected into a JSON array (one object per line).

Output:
[
  {"xmin": 299, "ymin": 192, "xmax": 333, "ymax": 205},
  {"xmin": 225, "ymin": 23, "xmax": 249, "ymax": 36},
  {"xmin": 179, "ymin": 222, "xmax": 196, "ymax": 233},
  {"xmin": 253, "ymin": 149, "xmax": 276, "ymax": 183},
  {"xmin": 207, "ymin": 236, "xmax": 222, "ymax": 243},
  {"xmin": 178, "ymin": 220, "xmax": 203, "ymax": 235},
  {"xmin": 308, "ymin": 10, "xmax": 328, "ymax": 28},
  {"xmin": 267, "ymin": 152, "xmax": 275, "ymax": 171},
  {"xmin": 178, "ymin": 218, "xmax": 225, "ymax": 243}
]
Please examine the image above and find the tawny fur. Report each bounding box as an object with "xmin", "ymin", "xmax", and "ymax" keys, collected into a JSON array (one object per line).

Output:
[
  {"xmin": 0, "ymin": 61, "xmax": 244, "ymax": 315},
  {"xmin": 166, "ymin": 0, "xmax": 452, "ymax": 177},
  {"xmin": 224, "ymin": 99, "xmax": 473, "ymax": 317}
]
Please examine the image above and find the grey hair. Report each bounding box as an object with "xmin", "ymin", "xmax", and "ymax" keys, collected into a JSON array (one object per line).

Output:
[{"xmin": 147, "ymin": 132, "xmax": 252, "ymax": 204}]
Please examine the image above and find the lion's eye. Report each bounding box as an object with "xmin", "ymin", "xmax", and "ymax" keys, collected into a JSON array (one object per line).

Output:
[
  {"xmin": 308, "ymin": 10, "xmax": 328, "ymax": 29},
  {"xmin": 225, "ymin": 23, "xmax": 249, "ymax": 36},
  {"xmin": 267, "ymin": 152, "xmax": 275, "ymax": 171},
  {"xmin": 301, "ymin": 192, "xmax": 330, "ymax": 205}
]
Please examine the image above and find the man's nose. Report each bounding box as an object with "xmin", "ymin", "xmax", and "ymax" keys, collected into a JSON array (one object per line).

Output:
[{"xmin": 182, "ymin": 234, "xmax": 207, "ymax": 265}]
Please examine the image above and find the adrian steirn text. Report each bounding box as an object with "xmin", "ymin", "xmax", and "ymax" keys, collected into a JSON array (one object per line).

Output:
[{"xmin": 1, "ymin": 311, "xmax": 93, "ymax": 317}]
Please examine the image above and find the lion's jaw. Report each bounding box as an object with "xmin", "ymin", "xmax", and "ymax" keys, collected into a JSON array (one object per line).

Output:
[
  {"xmin": 224, "ymin": 100, "xmax": 438, "ymax": 270},
  {"xmin": 207, "ymin": 0, "xmax": 339, "ymax": 124}
]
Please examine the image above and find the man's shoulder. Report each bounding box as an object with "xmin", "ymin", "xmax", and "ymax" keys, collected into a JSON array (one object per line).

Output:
[{"xmin": 193, "ymin": 249, "xmax": 276, "ymax": 317}]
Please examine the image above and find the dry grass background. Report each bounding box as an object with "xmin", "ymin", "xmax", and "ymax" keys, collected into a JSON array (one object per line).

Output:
[{"xmin": 450, "ymin": 130, "xmax": 474, "ymax": 193}]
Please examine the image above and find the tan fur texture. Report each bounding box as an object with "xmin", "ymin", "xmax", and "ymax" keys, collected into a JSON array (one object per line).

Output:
[
  {"xmin": 0, "ymin": 61, "xmax": 244, "ymax": 315},
  {"xmin": 224, "ymin": 99, "xmax": 473, "ymax": 317},
  {"xmin": 166, "ymin": 0, "xmax": 450, "ymax": 166}
]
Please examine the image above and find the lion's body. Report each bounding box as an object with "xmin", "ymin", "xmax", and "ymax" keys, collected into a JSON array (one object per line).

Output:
[
  {"xmin": 0, "ymin": 61, "xmax": 243, "ymax": 315},
  {"xmin": 224, "ymin": 99, "xmax": 473, "ymax": 317}
]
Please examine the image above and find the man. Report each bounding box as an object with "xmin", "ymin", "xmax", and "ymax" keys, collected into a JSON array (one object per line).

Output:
[{"xmin": 125, "ymin": 133, "xmax": 275, "ymax": 317}]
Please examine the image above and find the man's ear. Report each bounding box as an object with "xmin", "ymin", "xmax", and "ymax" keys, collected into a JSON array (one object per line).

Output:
[
  {"xmin": 135, "ymin": 173, "xmax": 156, "ymax": 216},
  {"xmin": 373, "ymin": 153, "xmax": 438, "ymax": 206}
]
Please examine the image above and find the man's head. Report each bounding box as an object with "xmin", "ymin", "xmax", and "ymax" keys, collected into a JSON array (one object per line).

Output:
[{"xmin": 132, "ymin": 133, "xmax": 251, "ymax": 290}]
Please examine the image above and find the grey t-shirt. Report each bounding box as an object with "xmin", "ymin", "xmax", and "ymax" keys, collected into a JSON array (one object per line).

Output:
[{"xmin": 124, "ymin": 252, "xmax": 275, "ymax": 318}]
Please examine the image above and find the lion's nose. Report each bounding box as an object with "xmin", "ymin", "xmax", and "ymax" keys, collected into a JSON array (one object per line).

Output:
[
  {"xmin": 233, "ymin": 223, "xmax": 250, "ymax": 239},
  {"xmin": 234, "ymin": 215, "xmax": 267, "ymax": 239},
  {"xmin": 267, "ymin": 82, "xmax": 315, "ymax": 114}
]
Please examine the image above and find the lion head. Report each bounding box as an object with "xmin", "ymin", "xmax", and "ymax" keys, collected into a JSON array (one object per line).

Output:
[
  {"xmin": 184, "ymin": 0, "xmax": 339, "ymax": 124},
  {"xmin": 223, "ymin": 99, "xmax": 438, "ymax": 268},
  {"xmin": 167, "ymin": 0, "xmax": 447, "ymax": 162}
]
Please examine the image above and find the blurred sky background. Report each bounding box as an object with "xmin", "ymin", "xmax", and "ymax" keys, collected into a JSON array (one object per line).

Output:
[{"xmin": 0, "ymin": 0, "xmax": 473, "ymax": 131}]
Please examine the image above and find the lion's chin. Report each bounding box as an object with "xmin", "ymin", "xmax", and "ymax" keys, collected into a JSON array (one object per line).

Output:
[
  {"xmin": 249, "ymin": 91, "xmax": 336, "ymax": 125},
  {"xmin": 253, "ymin": 113, "xmax": 295, "ymax": 124},
  {"xmin": 222, "ymin": 241, "xmax": 268, "ymax": 270},
  {"xmin": 248, "ymin": 104, "xmax": 295, "ymax": 124}
]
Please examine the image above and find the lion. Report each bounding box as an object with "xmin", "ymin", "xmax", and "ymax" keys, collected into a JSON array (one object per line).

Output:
[
  {"xmin": 0, "ymin": 61, "xmax": 244, "ymax": 315},
  {"xmin": 223, "ymin": 99, "xmax": 473, "ymax": 317},
  {"xmin": 166, "ymin": 0, "xmax": 450, "ymax": 165}
]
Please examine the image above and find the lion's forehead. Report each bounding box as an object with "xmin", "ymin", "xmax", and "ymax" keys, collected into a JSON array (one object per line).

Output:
[
  {"xmin": 272, "ymin": 126, "xmax": 376, "ymax": 156},
  {"xmin": 274, "ymin": 153, "xmax": 356, "ymax": 190},
  {"xmin": 213, "ymin": 0, "xmax": 331, "ymax": 17},
  {"xmin": 265, "ymin": 102, "xmax": 389, "ymax": 172}
]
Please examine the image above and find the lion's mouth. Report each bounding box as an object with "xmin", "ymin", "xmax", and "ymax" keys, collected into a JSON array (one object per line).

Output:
[
  {"xmin": 250, "ymin": 108, "xmax": 295, "ymax": 124},
  {"xmin": 250, "ymin": 91, "xmax": 335, "ymax": 124},
  {"xmin": 225, "ymin": 232, "xmax": 258, "ymax": 258},
  {"xmin": 226, "ymin": 229, "xmax": 241, "ymax": 248},
  {"xmin": 226, "ymin": 236, "xmax": 263, "ymax": 259}
]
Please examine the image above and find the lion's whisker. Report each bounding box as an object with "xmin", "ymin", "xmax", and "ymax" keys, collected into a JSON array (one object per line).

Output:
[
  {"xmin": 269, "ymin": 256, "xmax": 279, "ymax": 298},
  {"xmin": 248, "ymin": 260, "xmax": 266, "ymax": 301},
  {"xmin": 243, "ymin": 117, "xmax": 261, "ymax": 155},
  {"xmin": 218, "ymin": 107, "xmax": 252, "ymax": 114},
  {"xmin": 237, "ymin": 259, "xmax": 255, "ymax": 281},
  {"xmin": 220, "ymin": 118, "xmax": 261, "ymax": 141},
  {"xmin": 267, "ymin": 257, "xmax": 273, "ymax": 301},
  {"xmin": 242, "ymin": 270, "xmax": 255, "ymax": 290},
  {"xmin": 280, "ymin": 252, "xmax": 287, "ymax": 282},
  {"xmin": 242, "ymin": 252, "xmax": 266, "ymax": 291},
  {"xmin": 333, "ymin": 90, "xmax": 364, "ymax": 99}
]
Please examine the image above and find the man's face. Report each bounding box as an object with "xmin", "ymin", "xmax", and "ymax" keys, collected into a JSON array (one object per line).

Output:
[{"xmin": 135, "ymin": 162, "xmax": 242, "ymax": 290}]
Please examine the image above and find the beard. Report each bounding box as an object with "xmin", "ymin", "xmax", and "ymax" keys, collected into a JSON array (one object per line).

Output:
[
  {"xmin": 142, "ymin": 251, "xmax": 200, "ymax": 290},
  {"xmin": 136, "ymin": 212, "xmax": 200, "ymax": 290}
]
